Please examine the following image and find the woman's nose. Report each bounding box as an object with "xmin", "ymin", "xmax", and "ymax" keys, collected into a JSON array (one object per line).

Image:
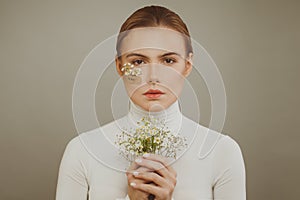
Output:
[{"xmin": 147, "ymin": 64, "xmax": 160, "ymax": 84}]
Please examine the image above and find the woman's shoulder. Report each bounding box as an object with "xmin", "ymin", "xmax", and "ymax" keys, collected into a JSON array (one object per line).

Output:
[
  {"xmin": 63, "ymin": 125, "xmax": 107, "ymax": 154},
  {"xmin": 182, "ymin": 115, "xmax": 244, "ymax": 160},
  {"xmin": 59, "ymin": 134, "xmax": 93, "ymax": 167},
  {"xmin": 216, "ymin": 134, "xmax": 243, "ymax": 151},
  {"xmin": 63, "ymin": 133, "xmax": 93, "ymax": 157},
  {"xmin": 64, "ymin": 115, "xmax": 128, "ymax": 151},
  {"xmin": 211, "ymin": 133, "xmax": 245, "ymax": 165}
]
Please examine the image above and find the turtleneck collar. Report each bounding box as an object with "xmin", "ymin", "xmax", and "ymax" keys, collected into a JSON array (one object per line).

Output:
[{"xmin": 127, "ymin": 99, "xmax": 183, "ymax": 136}]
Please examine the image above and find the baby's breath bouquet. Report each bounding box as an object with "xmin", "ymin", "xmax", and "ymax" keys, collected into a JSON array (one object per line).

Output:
[{"xmin": 115, "ymin": 116, "xmax": 187, "ymax": 162}]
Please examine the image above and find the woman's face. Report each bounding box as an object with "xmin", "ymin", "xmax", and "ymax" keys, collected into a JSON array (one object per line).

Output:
[{"xmin": 116, "ymin": 27, "xmax": 193, "ymax": 112}]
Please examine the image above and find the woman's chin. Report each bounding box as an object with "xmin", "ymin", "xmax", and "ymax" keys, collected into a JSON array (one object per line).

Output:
[
  {"xmin": 144, "ymin": 100, "xmax": 173, "ymax": 112},
  {"xmin": 147, "ymin": 102, "xmax": 166, "ymax": 112}
]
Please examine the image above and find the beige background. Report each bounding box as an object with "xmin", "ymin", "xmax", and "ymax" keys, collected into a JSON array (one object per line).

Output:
[{"xmin": 1, "ymin": 0, "xmax": 299, "ymax": 199}]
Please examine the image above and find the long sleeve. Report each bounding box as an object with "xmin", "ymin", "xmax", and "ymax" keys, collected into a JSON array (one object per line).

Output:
[
  {"xmin": 55, "ymin": 137, "xmax": 89, "ymax": 200},
  {"xmin": 212, "ymin": 135, "xmax": 246, "ymax": 200}
]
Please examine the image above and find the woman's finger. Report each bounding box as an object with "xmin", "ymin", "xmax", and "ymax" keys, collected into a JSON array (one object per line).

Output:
[
  {"xmin": 142, "ymin": 153, "xmax": 177, "ymax": 176},
  {"xmin": 132, "ymin": 171, "xmax": 170, "ymax": 188},
  {"xmin": 130, "ymin": 181, "xmax": 164, "ymax": 198},
  {"xmin": 135, "ymin": 157, "xmax": 175, "ymax": 182},
  {"xmin": 126, "ymin": 160, "xmax": 139, "ymax": 175},
  {"xmin": 127, "ymin": 166, "xmax": 155, "ymax": 184},
  {"xmin": 126, "ymin": 158, "xmax": 151, "ymax": 176},
  {"xmin": 127, "ymin": 164, "xmax": 153, "ymax": 177}
]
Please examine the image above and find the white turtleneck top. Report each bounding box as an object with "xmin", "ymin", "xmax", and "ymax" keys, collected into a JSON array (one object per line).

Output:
[{"xmin": 55, "ymin": 100, "xmax": 246, "ymax": 200}]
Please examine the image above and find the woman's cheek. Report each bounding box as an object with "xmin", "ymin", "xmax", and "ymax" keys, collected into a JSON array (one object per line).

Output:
[
  {"xmin": 122, "ymin": 65, "xmax": 185, "ymax": 98},
  {"xmin": 123, "ymin": 76, "xmax": 144, "ymax": 98},
  {"xmin": 158, "ymin": 67, "xmax": 185, "ymax": 98}
]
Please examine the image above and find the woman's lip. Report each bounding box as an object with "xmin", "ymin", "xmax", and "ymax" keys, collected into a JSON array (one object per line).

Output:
[
  {"xmin": 143, "ymin": 89, "xmax": 165, "ymax": 95},
  {"xmin": 144, "ymin": 93, "xmax": 164, "ymax": 99},
  {"xmin": 143, "ymin": 89, "xmax": 165, "ymax": 99}
]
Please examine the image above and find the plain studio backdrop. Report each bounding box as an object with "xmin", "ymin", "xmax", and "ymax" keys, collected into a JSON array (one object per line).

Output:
[{"xmin": 0, "ymin": 0, "xmax": 299, "ymax": 199}]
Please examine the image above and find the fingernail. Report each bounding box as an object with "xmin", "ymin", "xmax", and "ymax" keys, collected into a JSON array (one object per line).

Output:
[
  {"xmin": 135, "ymin": 158, "xmax": 142, "ymax": 163},
  {"xmin": 133, "ymin": 171, "xmax": 139, "ymax": 176},
  {"xmin": 130, "ymin": 182, "xmax": 136, "ymax": 187},
  {"xmin": 143, "ymin": 153, "xmax": 150, "ymax": 158}
]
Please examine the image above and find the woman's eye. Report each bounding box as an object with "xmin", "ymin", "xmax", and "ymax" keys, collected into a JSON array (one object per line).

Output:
[
  {"xmin": 132, "ymin": 59, "xmax": 145, "ymax": 66},
  {"xmin": 164, "ymin": 58, "xmax": 176, "ymax": 64}
]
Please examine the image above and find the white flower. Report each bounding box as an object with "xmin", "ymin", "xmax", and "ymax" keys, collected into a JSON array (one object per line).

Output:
[
  {"xmin": 115, "ymin": 115, "xmax": 187, "ymax": 162},
  {"xmin": 121, "ymin": 63, "xmax": 142, "ymax": 77},
  {"xmin": 135, "ymin": 140, "xmax": 142, "ymax": 148},
  {"xmin": 154, "ymin": 137, "xmax": 161, "ymax": 144}
]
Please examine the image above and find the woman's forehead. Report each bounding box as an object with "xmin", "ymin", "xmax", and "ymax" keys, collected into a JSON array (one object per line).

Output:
[{"xmin": 119, "ymin": 27, "xmax": 187, "ymax": 56}]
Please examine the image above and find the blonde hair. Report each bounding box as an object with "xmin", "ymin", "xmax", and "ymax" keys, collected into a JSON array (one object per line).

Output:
[{"xmin": 116, "ymin": 5, "xmax": 193, "ymax": 57}]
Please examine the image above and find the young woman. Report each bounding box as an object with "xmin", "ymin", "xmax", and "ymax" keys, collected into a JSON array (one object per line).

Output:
[{"xmin": 56, "ymin": 5, "xmax": 246, "ymax": 200}]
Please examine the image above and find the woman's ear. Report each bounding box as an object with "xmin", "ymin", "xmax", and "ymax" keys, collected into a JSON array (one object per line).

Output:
[
  {"xmin": 115, "ymin": 56, "xmax": 123, "ymax": 76},
  {"xmin": 183, "ymin": 52, "xmax": 193, "ymax": 77}
]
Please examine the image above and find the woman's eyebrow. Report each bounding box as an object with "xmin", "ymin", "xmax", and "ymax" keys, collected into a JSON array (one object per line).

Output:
[
  {"xmin": 126, "ymin": 53, "xmax": 148, "ymax": 58},
  {"xmin": 125, "ymin": 52, "xmax": 182, "ymax": 59},
  {"xmin": 160, "ymin": 52, "xmax": 181, "ymax": 57}
]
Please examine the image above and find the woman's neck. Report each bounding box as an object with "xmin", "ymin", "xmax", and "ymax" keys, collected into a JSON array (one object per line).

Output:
[{"xmin": 127, "ymin": 99, "xmax": 183, "ymax": 135}]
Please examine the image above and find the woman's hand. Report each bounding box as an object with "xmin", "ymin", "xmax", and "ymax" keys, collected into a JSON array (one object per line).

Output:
[
  {"xmin": 128, "ymin": 153, "xmax": 177, "ymax": 200},
  {"xmin": 127, "ymin": 161, "xmax": 153, "ymax": 200}
]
